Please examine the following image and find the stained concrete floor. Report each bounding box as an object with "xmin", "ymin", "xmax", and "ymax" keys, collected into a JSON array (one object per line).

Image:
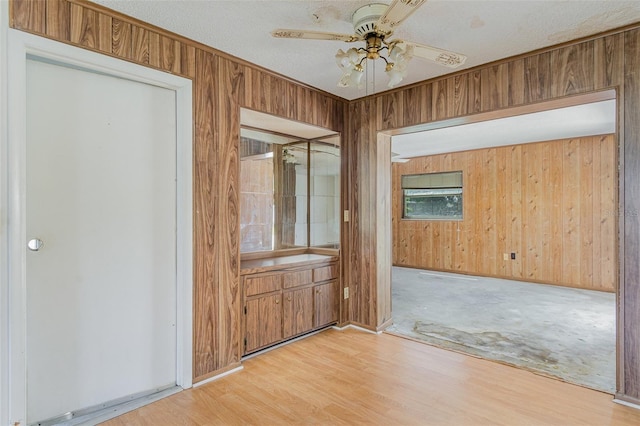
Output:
[{"xmin": 386, "ymin": 266, "xmax": 616, "ymax": 393}]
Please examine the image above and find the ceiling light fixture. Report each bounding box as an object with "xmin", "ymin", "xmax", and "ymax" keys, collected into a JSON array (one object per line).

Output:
[
  {"xmin": 335, "ymin": 34, "xmax": 412, "ymax": 89},
  {"xmin": 272, "ymin": 1, "xmax": 467, "ymax": 91},
  {"xmin": 335, "ymin": 3, "xmax": 413, "ymax": 89}
]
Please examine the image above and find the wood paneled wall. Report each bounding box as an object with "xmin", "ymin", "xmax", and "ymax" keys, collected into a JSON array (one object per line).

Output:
[
  {"xmin": 345, "ymin": 23, "xmax": 640, "ymax": 403},
  {"xmin": 10, "ymin": 0, "xmax": 640, "ymax": 405},
  {"xmin": 9, "ymin": 0, "xmax": 345, "ymax": 383},
  {"xmin": 392, "ymin": 136, "xmax": 617, "ymax": 292}
]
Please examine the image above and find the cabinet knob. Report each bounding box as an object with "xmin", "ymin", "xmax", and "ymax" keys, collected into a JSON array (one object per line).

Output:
[
  {"xmin": 287, "ymin": 296, "xmax": 292, "ymax": 301},
  {"xmin": 317, "ymin": 289, "xmax": 322, "ymax": 294},
  {"xmin": 275, "ymin": 299, "xmax": 279, "ymax": 304}
]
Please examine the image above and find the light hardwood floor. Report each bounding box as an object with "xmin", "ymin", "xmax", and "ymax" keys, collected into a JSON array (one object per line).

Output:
[{"xmin": 104, "ymin": 328, "xmax": 640, "ymax": 425}]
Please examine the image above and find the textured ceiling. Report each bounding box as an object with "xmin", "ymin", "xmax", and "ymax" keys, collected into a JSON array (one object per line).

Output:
[{"xmin": 94, "ymin": 1, "xmax": 640, "ymax": 100}]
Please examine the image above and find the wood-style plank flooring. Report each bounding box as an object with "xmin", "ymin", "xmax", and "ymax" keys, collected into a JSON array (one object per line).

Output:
[{"xmin": 103, "ymin": 328, "xmax": 640, "ymax": 425}]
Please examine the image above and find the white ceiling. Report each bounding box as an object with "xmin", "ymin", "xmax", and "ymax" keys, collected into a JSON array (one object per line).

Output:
[
  {"xmin": 391, "ymin": 99, "xmax": 616, "ymax": 159},
  {"xmin": 93, "ymin": 1, "xmax": 640, "ymax": 101}
]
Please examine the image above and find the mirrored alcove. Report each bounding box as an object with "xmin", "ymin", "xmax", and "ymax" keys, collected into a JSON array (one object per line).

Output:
[{"xmin": 240, "ymin": 109, "xmax": 341, "ymax": 255}]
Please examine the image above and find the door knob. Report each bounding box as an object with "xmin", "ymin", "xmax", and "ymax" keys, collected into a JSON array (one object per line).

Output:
[{"xmin": 27, "ymin": 238, "xmax": 44, "ymax": 251}]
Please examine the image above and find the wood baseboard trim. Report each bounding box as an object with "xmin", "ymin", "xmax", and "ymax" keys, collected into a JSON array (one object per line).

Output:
[{"xmin": 193, "ymin": 363, "xmax": 243, "ymax": 388}]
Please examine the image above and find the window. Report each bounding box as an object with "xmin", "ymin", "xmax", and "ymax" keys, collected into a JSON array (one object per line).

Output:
[{"xmin": 402, "ymin": 171, "xmax": 463, "ymax": 220}]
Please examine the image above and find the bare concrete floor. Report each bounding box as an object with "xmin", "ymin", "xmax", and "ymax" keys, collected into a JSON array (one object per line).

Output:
[{"xmin": 386, "ymin": 266, "xmax": 616, "ymax": 393}]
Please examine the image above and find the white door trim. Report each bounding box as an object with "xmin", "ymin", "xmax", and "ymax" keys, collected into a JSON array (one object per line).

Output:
[
  {"xmin": 0, "ymin": 2, "xmax": 10, "ymax": 425},
  {"xmin": 2, "ymin": 29, "xmax": 193, "ymax": 425}
]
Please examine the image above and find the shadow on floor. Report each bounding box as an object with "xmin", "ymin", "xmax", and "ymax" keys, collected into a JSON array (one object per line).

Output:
[{"xmin": 386, "ymin": 266, "xmax": 616, "ymax": 393}]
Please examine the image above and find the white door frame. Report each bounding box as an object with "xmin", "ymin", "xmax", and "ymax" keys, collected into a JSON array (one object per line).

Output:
[{"xmin": 1, "ymin": 29, "xmax": 193, "ymax": 425}]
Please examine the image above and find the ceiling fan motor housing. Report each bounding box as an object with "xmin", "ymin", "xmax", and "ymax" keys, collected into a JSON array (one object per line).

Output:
[{"xmin": 352, "ymin": 3, "xmax": 388, "ymax": 37}]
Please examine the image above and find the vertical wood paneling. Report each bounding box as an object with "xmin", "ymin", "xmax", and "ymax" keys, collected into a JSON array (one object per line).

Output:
[
  {"xmin": 70, "ymin": 3, "xmax": 96, "ymax": 48},
  {"xmin": 481, "ymin": 63, "xmax": 509, "ymax": 111},
  {"xmin": 69, "ymin": 3, "xmax": 112, "ymax": 53},
  {"xmin": 524, "ymin": 53, "xmax": 552, "ymax": 103},
  {"xmin": 467, "ymin": 70, "xmax": 482, "ymax": 114},
  {"xmin": 180, "ymin": 43, "xmax": 197, "ymax": 79},
  {"xmin": 510, "ymin": 145, "xmax": 523, "ymax": 278},
  {"xmin": 97, "ymin": 12, "xmax": 111, "ymax": 53},
  {"xmin": 508, "ymin": 59, "xmax": 526, "ymax": 106},
  {"xmin": 594, "ymin": 33, "xmax": 624, "ymax": 89},
  {"xmin": 392, "ymin": 137, "xmax": 617, "ymax": 291},
  {"xmin": 580, "ymin": 139, "xmax": 595, "ymax": 287},
  {"xmin": 431, "ymin": 79, "xmax": 449, "ymax": 120},
  {"xmin": 378, "ymin": 91, "xmax": 403, "ymax": 131},
  {"xmin": 149, "ymin": 34, "xmax": 181, "ymax": 74},
  {"xmin": 112, "ymin": 18, "xmax": 132, "ymax": 59},
  {"xmin": 271, "ymin": 76, "xmax": 285, "ymax": 117},
  {"xmin": 401, "ymin": 85, "xmax": 425, "ymax": 127},
  {"xmin": 539, "ymin": 143, "xmax": 552, "ymax": 283},
  {"xmin": 599, "ymin": 136, "xmax": 617, "ymax": 290},
  {"xmin": 550, "ymin": 42, "xmax": 595, "ymax": 97},
  {"xmin": 452, "ymin": 74, "xmax": 469, "ymax": 117},
  {"xmin": 148, "ymin": 31, "xmax": 160, "ymax": 68},
  {"xmin": 131, "ymin": 25, "xmax": 149, "ymax": 64},
  {"xmin": 192, "ymin": 49, "xmax": 218, "ymax": 380},
  {"xmin": 523, "ymin": 143, "xmax": 541, "ymax": 280},
  {"xmin": 349, "ymin": 99, "xmax": 376, "ymax": 327},
  {"xmin": 45, "ymin": 0, "xmax": 70, "ymax": 41},
  {"xmin": 562, "ymin": 139, "xmax": 581, "ymax": 284},
  {"xmin": 215, "ymin": 56, "xmax": 243, "ymax": 369},
  {"xmin": 549, "ymin": 141, "xmax": 564, "ymax": 284},
  {"xmin": 623, "ymin": 27, "xmax": 640, "ymax": 400},
  {"xmin": 11, "ymin": 0, "xmax": 45, "ymax": 33}
]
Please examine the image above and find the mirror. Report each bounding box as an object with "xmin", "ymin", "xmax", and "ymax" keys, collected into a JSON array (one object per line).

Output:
[
  {"xmin": 239, "ymin": 110, "xmax": 340, "ymax": 254},
  {"xmin": 310, "ymin": 137, "xmax": 340, "ymax": 248}
]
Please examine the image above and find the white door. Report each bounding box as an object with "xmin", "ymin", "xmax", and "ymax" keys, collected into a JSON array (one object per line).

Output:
[{"xmin": 25, "ymin": 57, "xmax": 178, "ymax": 423}]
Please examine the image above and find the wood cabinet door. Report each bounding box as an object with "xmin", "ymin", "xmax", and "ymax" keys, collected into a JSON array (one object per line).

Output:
[
  {"xmin": 245, "ymin": 293, "xmax": 283, "ymax": 353},
  {"xmin": 314, "ymin": 280, "xmax": 339, "ymax": 328},
  {"xmin": 283, "ymin": 287, "xmax": 314, "ymax": 339}
]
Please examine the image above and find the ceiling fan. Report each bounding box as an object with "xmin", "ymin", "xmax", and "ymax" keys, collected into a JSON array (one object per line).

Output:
[{"xmin": 271, "ymin": 0, "xmax": 467, "ymax": 89}]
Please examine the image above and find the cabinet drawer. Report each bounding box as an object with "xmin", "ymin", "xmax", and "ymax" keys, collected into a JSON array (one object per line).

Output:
[
  {"xmin": 313, "ymin": 264, "xmax": 338, "ymax": 282},
  {"xmin": 245, "ymin": 274, "xmax": 281, "ymax": 297},
  {"xmin": 282, "ymin": 269, "xmax": 313, "ymax": 289}
]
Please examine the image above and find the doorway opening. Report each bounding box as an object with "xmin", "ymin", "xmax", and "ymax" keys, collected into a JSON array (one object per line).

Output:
[{"xmin": 385, "ymin": 90, "xmax": 618, "ymax": 393}]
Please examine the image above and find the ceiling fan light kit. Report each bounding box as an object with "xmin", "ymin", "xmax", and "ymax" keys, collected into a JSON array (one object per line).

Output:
[{"xmin": 271, "ymin": 0, "xmax": 467, "ymax": 91}]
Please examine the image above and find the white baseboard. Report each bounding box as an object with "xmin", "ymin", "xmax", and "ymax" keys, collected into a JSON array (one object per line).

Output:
[
  {"xmin": 193, "ymin": 366, "xmax": 244, "ymax": 388},
  {"xmin": 332, "ymin": 324, "xmax": 381, "ymax": 335}
]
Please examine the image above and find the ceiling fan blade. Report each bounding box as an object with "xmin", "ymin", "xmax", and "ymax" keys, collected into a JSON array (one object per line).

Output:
[
  {"xmin": 401, "ymin": 41, "xmax": 467, "ymax": 68},
  {"xmin": 271, "ymin": 29, "xmax": 362, "ymax": 43},
  {"xmin": 375, "ymin": 0, "xmax": 427, "ymax": 36}
]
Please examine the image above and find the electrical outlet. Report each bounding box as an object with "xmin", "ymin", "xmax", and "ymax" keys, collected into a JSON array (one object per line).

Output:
[
  {"xmin": 511, "ymin": 252, "xmax": 516, "ymax": 260},
  {"xmin": 343, "ymin": 287, "xmax": 349, "ymax": 299}
]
